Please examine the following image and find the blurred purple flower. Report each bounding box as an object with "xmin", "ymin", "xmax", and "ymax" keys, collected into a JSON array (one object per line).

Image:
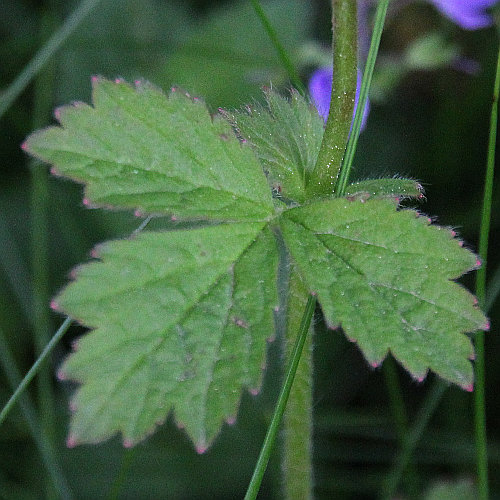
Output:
[
  {"xmin": 429, "ymin": 0, "xmax": 498, "ymax": 30},
  {"xmin": 309, "ymin": 67, "xmax": 370, "ymax": 130}
]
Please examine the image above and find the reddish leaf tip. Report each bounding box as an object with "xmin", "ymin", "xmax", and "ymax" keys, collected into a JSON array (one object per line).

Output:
[
  {"xmin": 66, "ymin": 436, "xmax": 77, "ymax": 448},
  {"xmin": 249, "ymin": 388, "xmax": 260, "ymax": 396},
  {"xmin": 50, "ymin": 300, "xmax": 59, "ymax": 311},
  {"xmin": 465, "ymin": 383, "xmax": 474, "ymax": 393},
  {"xmin": 483, "ymin": 320, "xmax": 491, "ymax": 331},
  {"xmin": 226, "ymin": 416, "xmax": 236, "ymax": 425},
  {"xmin": 196, "ymin": 444, "xmax": 207, "ymax": 455},
  {"xmin": 123, "ymin": 439, "xmax": 134, "ymax": 448},
  {"xmin": 56, "ymin": 369, "xmax": 67, "ymax": 381},
  {"xmin": 82, "ymin": 198, "xmax": 91, "ymax": 206},
  {"xmin": 20, "ymin": 141, "xmax": 28, "ymax": 152}
]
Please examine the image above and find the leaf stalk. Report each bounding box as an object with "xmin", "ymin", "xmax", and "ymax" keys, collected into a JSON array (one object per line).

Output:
[{"xmin": 244, "ymin": 294, "xmax": 316, "ymax": 500}]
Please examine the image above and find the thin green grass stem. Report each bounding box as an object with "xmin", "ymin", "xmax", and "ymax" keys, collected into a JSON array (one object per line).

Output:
[
  {"xmin": 244, "ymin": 294, "xmax": 316, "ymax": 500},
  {"xmin": 31, "ymin": 7, "xmax": 58, "ymax": 485},
  {"xmin": 380, "ymin": 380, "xmax": 448, "ymax": 499},
  {"xmin": 382, "ymin": 358, "xmax": 419, "ymax": 497},
  {"xmin": 282, "ymin": 271, "xmax": 314, "ymax": 500},
  {"xmin": 249, "ymin": 0, "xmax": 305, "ymax": 94},
  {"xmin": 308, "ymin": 0, "xmax": 357, "ymax": 197},
  {"xmin": 0, "ymin": 317, "xmax": 72, "ymax": 427},
  {"xmin": 106, "ymin": 448, "xmax": 137, "ymax": 500},
  {"xmin": 473, "ymin": 38, "xmax": 500, "ymax": 500},
  {"xmin": 0, "ymin": 327, "xmax": 74, "ymax": 500},
  {"xmin": 335, "ymin": 0, "xmax": 390, "ymax": 197},
  {"xmin": 0, "ymin": 0, "xmax": 103, "ymax": 121}
]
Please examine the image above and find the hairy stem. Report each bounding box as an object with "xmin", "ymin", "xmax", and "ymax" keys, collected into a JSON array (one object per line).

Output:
[
  {"xmin": 245, "ymin": 294, "xmax": 316, "ymax": 500},
  {"xmin": 308, "ymin": 0, "xmax": 357, "ymax": 198},
  {"xmin": 282, "ymin": 269, "xmax": 314, "ymax": 500},
  {"xmin": 336, "ymin": 0, "xmax": 390, "ymax": 197}
]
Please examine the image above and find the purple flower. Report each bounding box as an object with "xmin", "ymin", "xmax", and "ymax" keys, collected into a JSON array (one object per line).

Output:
[
  {"xmin": 429, "ymin": 0, "xmax": 498, "ymax": 30},
  {"xmin": 308, "ymin": 67, "xmax": 370, "ymax": 130}
]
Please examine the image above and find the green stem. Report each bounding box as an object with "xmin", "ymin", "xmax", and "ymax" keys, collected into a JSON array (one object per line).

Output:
[
  {"xmin": 249, "ymin": 0, "xmax": 305, "ymax": 94},
  {"xmin": 308, "ymin": 0, "xmax": 357, "ymax": 197},
  {"xmin": 473, "ymin": 37, "xmax": 500, "ymax": 500},
  {"xmin": 31, "ymin": 5, "xmax": 58, "ymax": 484},
  {"xmin": 0, "ymin": 0, "xmax": 102, "ymax": 121},
  {"xmin": 336, "ymin": 0, "xmax": 390, "ymax": 197},
  {"xmin": 0, "ymin": 317, "xmax": 72, "ymax": 427},
  {"xmin": 282, "ymin": 270, "xmax": 314, "ymax": 500},
  {"xmin": 0, "ymin": 327, "xmax": 74, "ymax": 499},
  {"xmin": 244, "ymin": 294, "xmax": 316, "ymax": 500}
]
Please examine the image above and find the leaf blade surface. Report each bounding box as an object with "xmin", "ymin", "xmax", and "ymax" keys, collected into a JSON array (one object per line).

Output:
[
  {"xmin": 57, "ymin": 222, "xmax": 279, "ymax": 448},
  {"xmin": 24, "ymin": 78, "xmax": 273, "ymax": 221},
  {"xmin": 280, "ymin": 198, "xmax": 487, "ymax": 388}
]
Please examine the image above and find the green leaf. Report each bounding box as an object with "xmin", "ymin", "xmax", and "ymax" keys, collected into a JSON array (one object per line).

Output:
[
  {"xmin": 56, "ymin": 222, "xmax": 278, "ymax": 449},
  {"xmin": 345, "ymin": 177, "xmax": 424, "ymax": 201},
  {"xmin": 280, "ymin": 198, "xmax": 488, "ymax": 389},
  {"xmin": 24, "ymin": 78, "xmax": 273, "ymax": 221},
  {"xmin": 23, "ymin": 79, "xmax": 487, "ymax": 451},
  {"xmin": 224, "ymin": 88, "xmax": 324, "ymax": 203}
]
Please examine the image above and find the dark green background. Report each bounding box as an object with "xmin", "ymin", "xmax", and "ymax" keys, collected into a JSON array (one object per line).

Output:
[{"xmin": 1, "ymin": 0, "xmax": 499, "ymax": 498}]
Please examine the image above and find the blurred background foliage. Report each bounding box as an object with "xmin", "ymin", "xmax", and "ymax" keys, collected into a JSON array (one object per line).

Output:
[{"xmin": 0, "ymin": 0, "xmax": 499, "ymax": 498}]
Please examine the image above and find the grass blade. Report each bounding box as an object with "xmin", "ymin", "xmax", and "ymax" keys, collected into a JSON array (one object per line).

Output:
[
  {"xmin": 0, "ymin": 0, "xmax": 102, "ymax": 120},
  {"xmin": 244, "ymin": 294, "xmax": 316, "ymax": 500}
]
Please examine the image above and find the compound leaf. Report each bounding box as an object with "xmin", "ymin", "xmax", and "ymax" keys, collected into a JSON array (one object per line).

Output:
[
  {"xmin": 24, "ymin": 78, "xmax": 273, "ymax": 221},
  {"xmin": 23, "ymin": 80, "xmax": 488, "ymax": 452},
  {"xmin": 56, "ymin": 222, "xmax": 278, "ymax": 449},
  {"xmin": 280, "ymin": 198, "xmax": 488, "ymax": 389}
]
